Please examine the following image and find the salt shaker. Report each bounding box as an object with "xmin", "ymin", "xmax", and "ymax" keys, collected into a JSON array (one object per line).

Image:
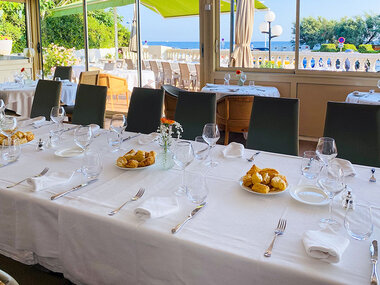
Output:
[
  {"xmin": 37, "ymin": 138, "xmax": 45, "ymax": 151},
  {"xmin": 342, "ymin": 187, "xmax": 355, "ymax": 210}
]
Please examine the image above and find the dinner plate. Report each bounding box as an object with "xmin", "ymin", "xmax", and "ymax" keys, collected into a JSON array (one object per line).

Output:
[
  {"xmin": 115, "ymin": 163, "xmax": 154, "ymax": 170},
  {"xmin": 239, "ymin": 177, "xmax": 288, "ymax": 196},
  {"xmin": 352, "ymin": 91, "xmax": 366, "ymax": 97},
  {"xmin": 54, "ymin": 147, "xmax": 84, "ymax": 158},
  {"xmin": 289, "ymin": 184, "xmax": 329, "ymax": 206}
]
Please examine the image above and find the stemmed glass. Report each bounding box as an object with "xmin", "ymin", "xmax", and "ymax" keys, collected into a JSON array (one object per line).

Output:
[
  {"xmin": 172, "ymin": 140, "xmax": 194, "ymax": 196},
  {"xmin": 316, "ymin": 137, "xmax": 337, "ymax": 175},
  {"xmin": 74, "ymin": 125, "xmax": 93, "ymax": 152},
  {"xmin": 202, "ymin": 123, "xmax": 220, "ymax": 167},
  {"xmin": 224, "ymin": 73, "xmax": 230, "ymax": 85},
  {"xmin": 377, "ymin": 79, "xmax": 380, "ymax": 90},
  {"xmin": 0, "ymin": 116, "xmax": 17, "ymax": 139},
  {"xmin": 318, "ymin": 164, "xmax": 345, "ymax": 229},
  {"xmin": 0, "ymin": 99, "xmax": 5, "ymax": 123},
  {"xmin": 50, "ymin": 106, "xmax": 65, "ymax": 130}
]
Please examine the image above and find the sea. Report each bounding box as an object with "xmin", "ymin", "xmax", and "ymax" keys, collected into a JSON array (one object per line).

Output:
[{"xmin": 146, "ymin": 41, "xmax": 294, "ymax": 51}]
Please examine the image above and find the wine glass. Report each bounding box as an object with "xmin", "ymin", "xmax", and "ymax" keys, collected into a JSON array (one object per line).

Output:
[
  {"xmin": 301, "ymin": 151, "xmax": 322, "ymax": 180},
  {"xmin": 316, "ymin": 137, "xmax": 337, "ymax": 176},
  {"xmin": 74, "ymin": 125, "xmax": 93, "ymax": 152},
  {"xmin": 318, "ymin": 164, "xmax": 345, "ymax": 230},
  {"xmin": 50, "ymin": 106, "xmax": 65, "ymax": 130},
  {"xmin": 172, "ymin": 140, "xmax": 194, "ymax": 196},
  {"xmin": 224, "ymin": 73, "xmax": 230, "ymax": 85},
  {"xmin": 240, "ymin": 73, "xmax": 247, "ymax": 85},
  {"xmin": 0, "ymin": 116, "xmax": 17, "ymax": 138},
  {"xmin": 344, "ymin": 203, "xmax": 373, "ymax": 240},
  {"xmin": 193, "ymin": 136, "xmax": 209, "ymax": 161},
  {"xmin": 110, "ymin": 114, "xmax": 126, "ymax": 135},
  {"xmin": 377, "ymin": 79, "xmax": 380, "ymax": 89},
  {"xmin": 0, "ymin": 100, "xmax": 5, "ymax": 123},
  {"xmin": 202, "ymin": 123, "xmax": 220, "ymax": 167}
]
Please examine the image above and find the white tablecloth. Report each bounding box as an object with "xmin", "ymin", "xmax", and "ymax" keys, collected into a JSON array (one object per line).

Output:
[
  {"xmin": 202, "ymin": 84, "xmax": 280, "ymax": 100},
  {"xmin": 0, "ymin": 82, "xmax": 77, "ymax": 117},
  {"xmin": 346, "ymin": 91, "xmax": 380, "ymax": 105},
  {"xmin": 0, "ymin": 125, "xmax": 379, "ymax": 285}
]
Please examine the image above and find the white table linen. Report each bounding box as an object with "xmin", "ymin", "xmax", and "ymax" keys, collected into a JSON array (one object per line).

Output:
[
  {"xmin": 346, "ymin": 91, "xmax": 380, "ymax": 105},
  {"xmin": 202, "ymin": 83, "xmax": 280, "ymax": 100},
  {"xmin": 0, "ymin": 124, "xmax": 379, "ymax": 284}
]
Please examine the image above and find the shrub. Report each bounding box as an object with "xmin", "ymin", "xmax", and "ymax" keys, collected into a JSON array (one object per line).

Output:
[
  {"xmin": 319, "ymin": 44, "xmax": 337, "ymax": 52},
  {"xmin": 358, "ymin": 44, "xmax": 379, "ymax": 53},
  {"xmin": 342, "ymin": 44, "xmax": 358, "ymax": 51},
  {"xmin": 43, "ymin": 43, "xmax": 79, "ymax": 75}
]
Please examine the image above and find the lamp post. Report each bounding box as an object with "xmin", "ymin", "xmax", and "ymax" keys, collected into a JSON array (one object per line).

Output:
[{"xmin": 259, "ymin": 11, "xmax": 282, "ymax": 63}]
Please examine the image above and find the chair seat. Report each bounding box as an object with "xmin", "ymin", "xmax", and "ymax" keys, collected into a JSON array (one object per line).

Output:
[{"xmin": 63, "ymin": 105, "xmax": 74, "ymax": 114}]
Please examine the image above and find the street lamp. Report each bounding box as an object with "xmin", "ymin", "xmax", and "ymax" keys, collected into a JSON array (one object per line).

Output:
[{"xmin": 259, "ymin": 10, "xmax": 283, "ymax": 63}]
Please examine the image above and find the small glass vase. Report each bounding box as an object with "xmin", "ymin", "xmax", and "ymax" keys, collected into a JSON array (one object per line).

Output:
[
  {"xmin": 238, "ymin": 77, "xmax": 244, "ymax": 86},
  {"xmin": 157, "ymin": 147, "xmax": 174, "ymax": 170}
]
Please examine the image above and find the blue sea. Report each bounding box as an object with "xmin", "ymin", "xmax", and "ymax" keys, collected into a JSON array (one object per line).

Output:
[{"xmin": 147, "ymin": 41, "xmax": 294, "ymax": 51}]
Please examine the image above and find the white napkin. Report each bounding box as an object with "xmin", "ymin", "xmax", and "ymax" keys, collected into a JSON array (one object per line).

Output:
[
  {"xmin": 302, "ymin": 228, "xmax": 350, "ymax": 263},
  {"xmin": 332, "ymin": 158, "xmax": 356, "ymax": 177},
  {"xmin": 138, "ymin": 133, "xmax": 159, "ymax": 145},
  {"xmin": 26, "ymin": 171, "xmax": 74, "ymax": 192},
  {"xmin": 20, "ymin": 116, "xmax": 46, "ymax": 128},
  {"xmin": 89, "ymin": 124, "xmax": 100, "ymax": 133},
  {"xmin": 134, "ymin": 197, "xmax": 179, "ymax": 219},
  {"xmin": 222, "ymin": 142, "xmax": 244, "ymax": 158}
]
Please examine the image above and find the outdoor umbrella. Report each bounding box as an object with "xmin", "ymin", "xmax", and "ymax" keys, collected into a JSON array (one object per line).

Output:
[
  {"xmin": 128, "ymin": 5, "xmax": 137, "ymax": 53},
  {"xmin": 229, "ymin": 0, "xmax": 255, "ymax": 68}
]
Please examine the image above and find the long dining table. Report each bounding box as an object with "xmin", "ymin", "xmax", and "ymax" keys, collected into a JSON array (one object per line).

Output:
[{"xmin": 0, "ymin": 122, "xmax": 379, "ymax": 285}]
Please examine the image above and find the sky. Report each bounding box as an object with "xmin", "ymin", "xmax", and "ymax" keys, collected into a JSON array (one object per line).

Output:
[{"xmin": 117, "ymin": 0, "xmax": 380, "ymax": 42}]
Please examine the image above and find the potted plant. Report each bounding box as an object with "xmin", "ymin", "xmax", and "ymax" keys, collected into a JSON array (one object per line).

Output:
[{"xmin": 0, "ymin": 35, "xmax": 13, "ymax": 55}]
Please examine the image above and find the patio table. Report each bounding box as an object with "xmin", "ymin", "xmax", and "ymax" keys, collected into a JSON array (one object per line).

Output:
[
  {"xmin": 346, "ymin": 91, "xmax": 380, "ymax": 105},
  {"xmin": 0, "ymin": 123, "xmax": 378, "ymax": 285},
  {"xmin": 202, "ymin": 83, "xmax": 280, "ymax": 100},
  {"xmin": 0, "ymin": 81, "xmax": 77, "ymax": 117}
]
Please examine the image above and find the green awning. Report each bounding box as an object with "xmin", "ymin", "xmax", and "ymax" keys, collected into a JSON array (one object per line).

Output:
[{"xmin": 51, "ymin": 0, "xmax": 268, "ymax": 18}]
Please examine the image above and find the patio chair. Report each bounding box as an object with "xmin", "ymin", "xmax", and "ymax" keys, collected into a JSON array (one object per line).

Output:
[
  {"xmin": 179, "ymin": 63, "xmax": 192, "ymax": 90},
  {"xmin": 141, "ymin": 60, "xmax": 148, "ymax": 70},
  {"xmin": 71, "ymin": 84, "xmax": 107, "ymax": 127},
  {"xmin": 125, "ymin": 58, "xmax": 135, "ymax": 70},
  {"xmin": 53, "ymin": 66, "xmax": 72, "ymax": 81},
  {"xmin": 324, "ymin": 101, "xmax": 380, "ymax": 167},
  {"xmin": 30, "ymin": 80, "xmax": 62, "ymax": 120},
  {"xmin": 126, "ymin": 87, "xmax": 164, "ymax": 134},
  {"xmin": 246, "ymin": 96, "xmax": 299, "ymax": 156},
  {"xmin": 98, "ymin": 73, "xmax": 128, "ymax": 111},
  {"xmin": 162, "ymin": 85, "xmax": 183, "ymax": 120},
  {"xmin": 194, "ymin": 64, "xmax": 200, "ymax": 91},
  {"xmin": 149, "ymin": 60, "xmax": 162, "ymax": 88},
  {"xmin": 162, "ymin": 61, "xmax": 179, "ymax": 86},
  {"xmin": 217, "ymin": 95, "xmax": 254, "ymax": 145},
  {"xmin": 79, "ymin": 71, "xmax": 99, "ymax": 85},
  {"xmin": 175, "ymin": 91, "xmax": 216, "ymax": 140},
  {"xmin": 103, "ymin": 62, "xmax": 116, "ymax": 71}
]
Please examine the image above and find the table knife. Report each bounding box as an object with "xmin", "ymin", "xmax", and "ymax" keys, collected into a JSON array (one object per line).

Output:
[
  {"xmin": 171, "ymin": 202, "xmax": 207, "ymax": 234},
  {"xmin": 122, "ymin": 133, "xmax": 141, "ymax": 142},
  {"xmin": 371, "ymin": 240, "xmax": 378, "ymax": 285},
  {"xmin": 50, "ymin": 179, "xmax": 97, "ymax": 200}
]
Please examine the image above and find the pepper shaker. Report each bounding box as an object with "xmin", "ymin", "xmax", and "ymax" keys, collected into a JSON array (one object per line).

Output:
[{"xmin": 37, "ymin": 138, "xmax": 45, "ymax": 151}]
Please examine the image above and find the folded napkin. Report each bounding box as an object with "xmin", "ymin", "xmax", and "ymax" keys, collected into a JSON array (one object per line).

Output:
[
  {"xmin": 302, "ymin": 228, "xmax": 350, "ymax": 263},
  {"xmin": 222, "ymin": 142, "xmax": 244, "ymax": 158},
  {"xmin": 138, "ymin": 133, "xmax": 160, "ymax": 145},
  {"xmin": 20, "ymin": 116, "xmax": 46, "ymax": 128},
  {"xmin": 89, "ymin": 124, "xmax": 100, "ymax": 133},
  {"xmin": 134, "ymin": 197, "xmax": 179, "ymax": 219},
  {"xmin": 26, "ymin": 171, "xmax": 74, "ymax": 192},
  {"xmin": 332, "ymin": 158, "xmax": 356, "ymax": 177}
]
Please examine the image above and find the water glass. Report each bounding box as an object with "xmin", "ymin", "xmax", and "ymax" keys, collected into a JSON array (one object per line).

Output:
[
  {"xmin": 249, "ymin": 81, "xmax": 255, "ymax": 88},
  {"xmin": 224, "ymin": 73, "xmax": 230, "ymax": 85},
  {"xmin": 186, "ymin": 172, "xmax": 208, "ymax": 204},
  {"xmin": 107, "ymin": 130, "xmax": 122, "ymax": 152},
  {"xmin": 301, "ymin": 151, "xmax": 322, "ymax": 180},
  {"xmin": 82, "ymin": 151, "xmax": 103, "ymax": 179},
  {"xmin": 50, "ymin": 106, "xmax": 65, "ymax": 125},
  {"xmin": 377, "ymin": 79, "xmax": 380, "ymax": 89},
  {"xmin": 1, "ymin": 138, "xmax": 21, "ymax": 165},
  {"xmin": 172, "ymin": 141, "xmax": 194, "ymax": 196},
  {"xmin": 344, "ymin": 204, "xmax": 373, "ymax": 240},
  {"xmin": 240, "ymin": 73, "xmax": 247, "ymax": 85},
  {"xmin": 74, "ymin": 125, "xmax": 93, "ymax": 151},
  {"xmin": 49, "ymin": 128, "xmax": 63, "ymax": 148},
  {"xmin": 54, "ymin": 77, "xmax": 61, "ymax": 81},
  {"xmin": 110, "ymin": 114, "xmax": 126, "ymax": 134},
  {"xmin": 0, "ymin": 116, "xmax": 17, "ymax": 138},
  {"xmin": 202, "ymin": 123, "xmax": 220, "ymax": 167},
  {"xmin": 193, "ymin": 136, "xmax": 209, "ymax": 160}
]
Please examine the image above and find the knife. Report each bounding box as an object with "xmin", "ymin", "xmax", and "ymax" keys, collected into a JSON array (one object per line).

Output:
[
  {"xmin": 122, "ymin": 133, "xmax": 141, "ymax": 142},
  {"xmin": 50, "ymin": 179, "xmax": 97, "ymax": 200},
  {"xmin": 171, "ymin": 202, "xmax": 207, "ymax": 234},
  {"xmin": 371, "ymin": 240, "xmax": 378, "ymax": 285}
]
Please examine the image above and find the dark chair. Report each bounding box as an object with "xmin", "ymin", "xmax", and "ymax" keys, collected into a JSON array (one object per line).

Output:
[
  {"xmin": 175, "ymin": 91, "xmax": 216, "ymax": 140},
  {"xmin": 324, "ymin": 101, "xmax": 380, "ymax": 167},
  {"xmin": 53, "ymin": 66, "xmax": 73, "ymax": 81},
  {"xmin": 30, "ymin": 80, "xmax": 62, "ymax": 120},
  {"xmin": 161, "ymin": 85, "xmax": 183, "ymax": 120},
  {"xmin": 126, "ymin": 87, "xmax": 164, "ymax": 134},
  {"xmin": 71, "ymin": 84, "xmax": 107, "ymax": 127},
  {"xmin": 246, "ymin": 96, "xmax": 299, "ymax": 156}
]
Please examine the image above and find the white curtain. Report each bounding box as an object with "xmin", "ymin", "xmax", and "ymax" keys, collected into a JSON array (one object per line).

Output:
[{"xmin": 128, "ymin": 4, "xmax": 137, "ymax": 53}]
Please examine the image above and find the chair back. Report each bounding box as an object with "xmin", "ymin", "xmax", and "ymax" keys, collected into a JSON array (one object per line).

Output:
[
  {"xmin": 72, "ymin": 84, "xmax": 107, "ymax": 127},
  {"xmin": 103, "ymin": 62, "xmax": 116, "ymax": 71},
  {"xmin": 149, "ymin": 60, "xmax": 159, "ymax": 74},
  {"xmin": 179, "ymin": 63, "xmax": 190, "ymax": 81},
  {"xmin": 195, "ymin": 64, "xmax": 200, "ymax": 78},
  {"xmin": 246, "ymin": 96, "xmax": 299, "ymax": 156},
  {"xmin": 30, "ymin": 80, "xmax": 62, "ymax": 119},
  {"xmin": 324, "ymin": 101, "xmax": 380, "ymax": 167},
  {"xmin": 126, "ymin": 87, "xmax": 164, "ymax": 134},
  {"xmin": 116, "ymin": 59, "xmax": 124, "ymax": 68},
  {"xmin": 162, "ymin": 85, "xmax": 182, "ymax": 120},
  {"xmin": 125, "ymin": 58, "xmax": 134, "ymax": 70},
  {"xmin": 53, "ymin": 66, "xmax": 72, "ymax": 81},
  {"xmin": 175, "ymin": 91, "xmax": 216, "ymax": 140},
  {"xmin": 217, "ymin": 95, "xmax": 254, "ymax": 145},
  {"xmin": 79, "ymin": 71, "xmax": 99, "ymax": 85},
  {"xmin": 162, "ymin": 62, "xmax": 173, "ymax": 83},
  {"xmin": 141, "ymin": 61, "xmax": 147, "ymax": 70}
]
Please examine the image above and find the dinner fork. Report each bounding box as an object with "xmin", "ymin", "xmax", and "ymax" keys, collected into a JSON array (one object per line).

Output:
[
  {"xmin": 108, "ymin": 188, "xmax": 145, "ymax": 216},
  {"xmin": 247, "ymin": 151, "xmax": 261, "ymax": 162},
  {"xmin": 6, "ymin": 167, "xmax": 49, "ymax": 189},
  {"xmin": 264, "ymin": 218, "xmax": 287, "ymax": 257}
]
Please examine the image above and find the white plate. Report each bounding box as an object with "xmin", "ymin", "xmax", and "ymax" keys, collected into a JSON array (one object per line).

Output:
[
  {"xmin": 289, "ymin": 185, "xmax": 329, "ymax": 206},
  {"xmin": 352, "ymin": 91, "xmax": 366, "ymax": 97},
  {"xmin": 54, "ymin": 147, "xmax": 84, "ymax": 158},
  {"xmin": 115, "ymin": 163, "xmax": 154, "ymax": 170},
  {"xmin": 228, "ymin": 88, "xmax": 239, "ymax": 92},
  {"xmin": 239, "ymin": 178, "xmax": 288, "ymax": 196}
]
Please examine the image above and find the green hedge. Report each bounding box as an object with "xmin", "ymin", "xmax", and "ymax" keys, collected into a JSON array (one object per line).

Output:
[
  {"xmin": 358, "ymin": 44, "xmax": 379, "ymax": 53},
  {"xmin": 342, "ymin": 44, "xmax": 358, "ymax": 51},
  {"xmin": 319, "ymin": 44, "xmax": 337, "ymax": 52}
]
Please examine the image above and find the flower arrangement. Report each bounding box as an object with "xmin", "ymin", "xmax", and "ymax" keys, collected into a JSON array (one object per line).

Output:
[
  {"xmin": 157, "ymin": 118, "xmax": 183, "ymax": 153},
  {"xmin": 0, "ymin": 36, "xmax": 12, "ymax": 41},
  {"xmin": 20, "ymin": 67, "xmax": 30, "ymax": 80},
  {"xmin": 43, "ymin": 43, "xmax": 79, "ymax": 76}
]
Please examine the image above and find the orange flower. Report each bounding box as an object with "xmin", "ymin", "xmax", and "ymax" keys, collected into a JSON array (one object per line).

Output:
[
  {"xmin": 161, "ymin": 117, "xmax": 175, "ymax": 125},
  {"xmin": 236, "ymin": 70, "xmax": 241, "ymax": 75},
  {"xmin": 21, "ymin": 68, "xmax": 25, "ymax": 72}
]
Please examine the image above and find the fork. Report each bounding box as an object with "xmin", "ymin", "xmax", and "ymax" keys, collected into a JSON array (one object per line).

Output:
[
  {"xmin": 247, "ymin": 151, "xmax": 261, "ymax": 162},
  {"xmin": 6, "ymin": 167, "xmax": 49, "ymax": 189},
  {"xmin": 264, "ymin": 218, "xmax": 287, "ymax": 257},
  {"xmin": 108, "ymin": 188, "xmax": 145, "ymax": 216}
]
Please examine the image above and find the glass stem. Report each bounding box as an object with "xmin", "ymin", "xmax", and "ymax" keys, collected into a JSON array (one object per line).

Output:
[
  {"xmin": 209, "ymin": 145, "xmax": 213, "ymax": 164},
  {"xmin": 328, "ymin": 195, "xmax": 334, "ymax": 221},
  {"xmin": 181, "ymin": 168, "xmax": 185, "ymax": 187}
]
